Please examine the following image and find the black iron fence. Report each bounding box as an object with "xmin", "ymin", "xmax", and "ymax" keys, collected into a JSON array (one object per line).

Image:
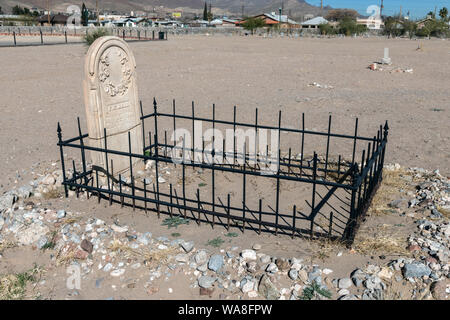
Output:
[
  {"xmin": 57, "ymin": 99, "xmax": 388, "ymax": 244},
  {"xmin": 0, "ymin": 26, "xmax": 167, "ymax": 47}
]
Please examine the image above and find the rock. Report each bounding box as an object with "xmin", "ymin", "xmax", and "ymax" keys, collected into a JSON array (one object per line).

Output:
[
  {"xmin": 258, "ymin": 275, "xmax": 280, "ymax": 300},
  {"xmin": 275, "ymin": 258, "xmax": 290, "ymax": 271},
  {"xmin": 137, "ymin": 232, "xmax": 152, "ymax": 245},
  {"xmin": 36, "ymin": 235, "xmax": 48, "ymax": 249},
  {"xmin": 407, "ymin": 244, "xmax": 421, "ymax": 252},
  {"xmin": 362, "ymin": 288, "xmax": 384, "ymax": 300},
  {"xmin": 110, "ymin": 224, "xmax": 128, "ymax": 233},
  {"xmin": 16, "ymin": 186, "xmax": 33, "ymax": 199},
  {"xmin": 364, "ymin": 276, "xmax": 383, "ymax": 290},
  {"xmin": 339, "ymin": 294, "xmax": 358, "ymax": 300},
  {"xmin": 180, "ymin": 241, "xmax": 194, "ymax": 253},
  {"xmin": 145, "ymin": 160, "xmax": 155, "ymax": 170},
  {"xmin": 252, "ymin": 244, "xmax": 262, "ymax": 251},
  {"xmin": 241, "ymin": 249, "xmax": 257, "ymax": 260},
  {"xmin": 403, "ymin": 262, "xmax": 432, "ymax": 278},
  {"xmin": 351, "ymin": 269, "xmax": 367, "ymax": 287},
  {"xmin": 57, "ymin": 210, "xmax": 66, "ymax": 219},
  {"xmin": 322, "ymin": 268, "xmax": 333, "ymax": 275},
  {"xmin": 246, "ymin": 261, "xmax": 258, "ymax": 273},
  {"xmin": 80, "ymin": 239, "xmax": 93, "ymax": 254},
  {"xmin": 241, "ymin": 279, "xmax": 255, "ymax": 293},
  {"xmin": 338, "ymin": 278, "xmax": 353, "ymax": 289},
  {"xmin": 42, "ymin": 175, "xmax": 56, "ymax": 185},
  {"xmin": 248, "ymin": 291, "xmax": 258, "ymax": 298},
  {"xmin": 378, "ymin": 267, "xmax": 393, "ymax": 280},
  {"xmin": 158, "ymin": 177, "xmax": 166, "ymax": 184},
  {"xmin": 388, "ymin": 199, "xmax": 408, "ymax": 209},
  {"xmin": 430, "ymin": 279, "xmax": 450, "ymax": 300},
  {"xmin": 175, "ymin": 253, "xmax": 190, "ymax": 264},
  {"xmin": 298, "ymin": 270, "xmax": 308, "ymax": 283},
  {"xmin": 288, "ymin": 269, "xmax": 298, "ymax": 280},
  {"xmin": 199, "ymin": 287, "xmax": 214, "ymax": 297},
  {"xmin": 110, "ymin": 269, "xmax": 125, "ymax": 277},
  {"xmin": 197, "ymin": 263, "xmax": 208, "ymax": 272},
  {"xmin": 16, "ymin": 222, "xmax": 49, "ymax": 246},
  {"xmin": 266, "ymin": 263, "xmax": 278, "ymax": 273},
  {"xmin": 0, "ymin": 217, "xmax": 4, "ymax": 230},
  {"xmin": 208, "ymin": 255, "xmax": 224, "ymax": 272},
  {"xmin": 308, "ymin": 267, "xmax": 322, "ymax": 284},
  {"xmin": 260, "ymin": 255, "xmax": 271, "ymax": 264},
  {"xmin": 0, "ymin": 194, "xmax": 15, "ymax": 212},
  {"xmin": 198, "ymin": 276, "xmax": 216, "ymax": 289},
  {"xmin": 103, "ymin": 263, "xmax": 113, "ymax": 272},
  {"xmin": 338, "ymin": 289, "xmax": 350, "ymax": 296},
  {"xmin": 194, "ymin": 250, "xmax": 208, "ymax": 265}
]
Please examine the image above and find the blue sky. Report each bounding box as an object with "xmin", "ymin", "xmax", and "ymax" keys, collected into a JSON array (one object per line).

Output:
[{"xmin": 307, "ymin": 0, "xmax": 449, "ymax": 19}]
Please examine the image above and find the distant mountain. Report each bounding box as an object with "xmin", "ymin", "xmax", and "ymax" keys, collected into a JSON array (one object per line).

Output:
[{"xmin": 0, "ymin": 0, "xmax": 330, "ymax": 20}]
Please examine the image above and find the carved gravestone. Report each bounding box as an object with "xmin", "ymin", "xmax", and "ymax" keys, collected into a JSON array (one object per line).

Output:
[{"xmin": 83, "ymin": 36, "xmax": 143, "ymax": 179}]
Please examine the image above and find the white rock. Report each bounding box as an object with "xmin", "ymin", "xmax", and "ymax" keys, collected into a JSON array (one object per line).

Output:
[
  {"xmin": 110, "ymin": 269, "xmax": 125, "ymax": 277},
  {"xmin": 110, "ymin": 224, "xmax": 128, "ymax": 233},
  {"xmin": 323, "ymin": 268, "xmax": 333, "ymax": 275},
  {"xmin": 248, "ymin": 291, "xmax": 258, "ymax": 298},
  {"xmin": 241, "ymin": 249, "xmax": 257, "ymax": 260}
]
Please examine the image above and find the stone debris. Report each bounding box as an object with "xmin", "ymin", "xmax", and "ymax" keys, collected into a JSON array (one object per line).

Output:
[{"xmin": 0, "ymin": 163, "xmax": 448, "ymax": 300}]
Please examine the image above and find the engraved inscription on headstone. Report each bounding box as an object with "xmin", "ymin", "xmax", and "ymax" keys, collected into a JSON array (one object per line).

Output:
[{"xmin": 83, "ymin": 36, "xmax": 143, "ymax": 178}]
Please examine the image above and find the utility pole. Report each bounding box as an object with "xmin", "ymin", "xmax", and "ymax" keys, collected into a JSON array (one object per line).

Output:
[
  {"xmin": 96, "ymin": 0, "xmax": 99, "ymax": 26},
  {"xmin": 47, "ymin": 0, "xmax": 50, "ymax": 24},
  {"xmin": 399, "ymin": 5, "xmax": 402, "ymax": 18},
  {"xmin": 321, "ymin": 0, "xmax": 323, "ymax": 16},
  {"xmin": 380, "ymin": 0, "xmax": 384, "ymax": 18}
]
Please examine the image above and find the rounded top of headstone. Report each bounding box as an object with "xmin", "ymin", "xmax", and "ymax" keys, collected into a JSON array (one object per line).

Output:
[{"xmin": 85, "ymin": 36, "xmax": 136, "ymax": 83}]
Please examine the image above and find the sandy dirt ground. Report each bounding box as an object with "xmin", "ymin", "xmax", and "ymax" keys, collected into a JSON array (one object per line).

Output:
[
  {"xmin": 0, "ymin": 35, "xmax": 448, "ymax": 193},
  {"xmin": 0, "ymin": 35, "xmax": 449, "ymax": 300}
]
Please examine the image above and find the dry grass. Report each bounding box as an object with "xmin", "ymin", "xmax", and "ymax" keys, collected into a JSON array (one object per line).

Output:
[
  {"xmin": 42, "ymin": 188, "xmax": 63, "ymax": 200},
  {"xmin": 437, "ymin": 206, "xmax": 450, "ymax": 219},
  {"xmin": 309, "ymin": 237, "xmax": 346, "ymax": 262},
  {"xmin": 108, "ymin": 239, "xmax": 178, "ymax": 269},
  {"xmin": 0, "ymin": 265, "xmax": 43, "ymax": 300},
  {"xmin": 0, "ymin": 240, "xmax": 16, "ymax": 254},
  {"xmin": 368, "ymin": 168, "xmax": 416, "ymax": 216},
  {"xmin": 352, "ymin": 224, "xmax": 410, "ymax": 257}
]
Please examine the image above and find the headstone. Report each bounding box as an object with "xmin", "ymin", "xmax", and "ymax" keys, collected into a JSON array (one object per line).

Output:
[
  {"xmin": 381, "ymin": 47, "xmax": 391, "ymax": 64},
  {"xmin": 83, "ymin": 36, "xmax": 143, "ymax": 179}
]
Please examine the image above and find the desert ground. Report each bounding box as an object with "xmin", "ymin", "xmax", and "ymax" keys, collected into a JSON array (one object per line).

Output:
[{"xmin": 0, "ymin": 35, "xmax": 449, "ymax": 300}]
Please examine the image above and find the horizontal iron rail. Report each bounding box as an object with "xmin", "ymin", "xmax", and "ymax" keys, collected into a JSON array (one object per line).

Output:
[
  {"xmin": 152, "ymin": 111, "xmax": 378, "ymax": 142},
  {"xmin": 60, "ymin": 140, "xmax": 356, "ymax": 190}
]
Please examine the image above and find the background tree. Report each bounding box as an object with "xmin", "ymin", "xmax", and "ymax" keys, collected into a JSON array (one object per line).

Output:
[
  {"xmin": 241, "ymin": 17, "xmax": 266, "ymax": 35},
  {"xmin": 439, "ymin": 7, "xmax": 448, "ymax": 20},
  {"xmin": 81, "ymin": 3, "xmax": 89, "ymax": 26},
  {"xmin": 427, "ymin": 11, "xmax": 435, "ymax": 19},
  {"xmin": 338, "ymin": 17, "xmax": 367, "ymax": 36},
  {"xmin": 12, "ymin": 5, "xmax": 24, "ymax": 15},
  {"xmin": 202, "ymin": 2, "xmax": 208, "ymax": 21},
  {"xmin": 0, "ymin": 6, "xmax": 3, "ymax": 14},
  {"xmin": 383, "ymin": 16, "xmax": 403, "ymax": 38},
  {"xmin": 402, "ymin": 20, "xmax": 417, "ymax": 39},
  {"xmin": 325, "ymin": 9, "xmax": 358, "ymax": 22}
]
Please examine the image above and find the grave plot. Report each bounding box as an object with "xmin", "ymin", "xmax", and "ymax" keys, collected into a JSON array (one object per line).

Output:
[{"xmin": 57, "ymin": 36, "xmax": 389, "ymax": 245}]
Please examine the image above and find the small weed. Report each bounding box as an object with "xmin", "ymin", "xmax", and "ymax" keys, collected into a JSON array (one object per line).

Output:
[
  {"xmin": 171, "ymin": 233, "xmax": 181, "ymax": 238},
  {"xmin": 161, "ymin": 216, "xmax": 190, "ymax": 229},
  {"xmin": 41, "ymin": 231, "xmax": 57, "ymax": 251},
  {"xmin": 206, "ymin": 237, "xmax": 225, "ymax": 248},
  {"xmin": 300, "ymin": 282, "xmax": 332, "ymax": 300},
  {"xmin": 225, "ymin": 232, "xmax": 238, "ymax": 238},
  {"xmin": 198, "ymin": 183, "xmax": 207, "ymax": 187},
  {"xmin": 0, "ymin": 265, "xmax": 43, "ymax": 300},
  {"xmin": 430, "ymin": 108, "xmax": 444, "ymax": 112}
]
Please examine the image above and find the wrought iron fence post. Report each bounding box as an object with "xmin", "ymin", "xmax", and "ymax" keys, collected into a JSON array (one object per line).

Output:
[{"xmin": 57, "ymin": 123, "xmax": 68, "ymax": 197}]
